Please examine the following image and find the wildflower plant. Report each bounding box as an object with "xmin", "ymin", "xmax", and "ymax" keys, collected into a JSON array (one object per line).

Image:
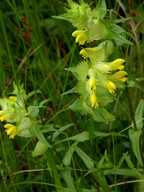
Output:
[
  {"xmin": 0, "ymin": 83, "xmax": 50, "ymax": 156},
  {"xmin": 55, "ymin": 0, "xmax": 131, "ymax": 123}
]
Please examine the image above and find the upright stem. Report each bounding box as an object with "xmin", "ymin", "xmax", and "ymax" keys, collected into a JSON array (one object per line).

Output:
[{"xmin": 126, "ymin": 85, "xmax": 137, "ymax": 131}]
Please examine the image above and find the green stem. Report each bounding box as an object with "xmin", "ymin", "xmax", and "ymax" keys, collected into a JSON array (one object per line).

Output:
[
  {"xmin": 126, "ymin": 85, "xmax": 138, "ymax": 131},
  {"xmin": 112, "ymin": 132, "xmax": 117, "ymax": 192}
]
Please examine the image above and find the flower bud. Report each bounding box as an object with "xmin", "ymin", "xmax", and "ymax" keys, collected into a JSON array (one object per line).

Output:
[
  {"xmin": 111, "ymin": 71, "xmax": 128, "ymax": 82},
  {"xmin": 105, "ymin": 81, "xmax": 116, "ymax": 94},
  {"xmin": 80, "ymin": 49, "xmax": 88, "ymax": 59},
  {"xmin": 4, "ymin": 124, "xmax": 16, "ymax": 139},
  {"xmin": 89, "ymin": 77, "xmax": 96, "ymax": 91},
  {"xmin": 72, "ymin": 30, "xmax": 87, "ymax": 45},
  {"xmin": 0, "ymin": 114, "xmax": 8, "ymax": 122},
  {"xmin": 109, "ymin": 59, "xmax": 125, "ymax": 71},
  {"xmin": 9, "ymin": 96, "xmax": 17, "ymax": 102},
  {"xmin": 90, "ymin": 93, "xmax": 99, "ymax": 108}
]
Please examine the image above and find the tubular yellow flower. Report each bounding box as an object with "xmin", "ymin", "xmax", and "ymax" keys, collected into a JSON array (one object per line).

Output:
[
  {"xmin": 105, "ymin": 81, "xmax": 116, "ymax": 94},
  {"xmin": 80, "ymin": 47, "xmax": 97, "ymax": 59},
  {"xmin": 9, "ymin": 96, "xmax": 17, "ymax": 102},
  {"xmin": 90, "ymin": 93, "xmax": 99, "ymax": 108},
  {"xmin": 72, "ymin": 30, "xmax": 87, "ymax": 45},
  {"xmin": 89, "ymin": 77, "xmax": 96, "ymax": 91},
  {"xmin": 109, "ymin": 59, "xmax": 125, "ymax": 71},
  {"xmin": 111, "ymin": 71, "xmax": 128, "ymax": 82},
  {"xmin": 4, "ymin": 124, "xmax": 16, "ymax": 139},
  {"xmin": 80, "ymin": 49, "xmax": 88, "ymax": 59},
  {"xmin": 0, "ymin": 114, "xmax": 8, "ymax": 122}
]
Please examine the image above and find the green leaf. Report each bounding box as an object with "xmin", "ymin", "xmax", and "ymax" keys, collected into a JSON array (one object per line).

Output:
[
  {"xmin": 30, "ymin": 121, "xmax": 51, "ymax": 148},
  {"xmin": 93, "ymin": 169, "xmax": 110, "ymax": 192},
  {"xmin": 28, "ymin": 106, "xmax": 39, "ymax": 118},
  {"xmin": 67, "ymin": 60, "xmax": 89, "ymax": 81},
  {"xmin": 39, "ymin": 99, "xmax": 50, "ymax": 106},
  {"xmin": 69, "ymin": 98, "xmax": 86, "ymax": 114},
  {"xmin": 32, "ymin": 141, "xmax": 48, "ymax": 157},
  {"xmin": 93, "ymin": 107, "xmax": 115, "ymax": 123},
  {"xmin": 134, "ymin": 99, "xmax": 144, "ymax": 130},
  {"xmin": 98, "ymin": 150, "xmax": 113, "ymax": 168},
  {"xmin": 104, "ymin": 168, "xmax": 143, "ymax": 178},
  {"xmin": 81, "ymin": 188, "xmax": 97, "ymax": 192},
  {"xmin": 52, "ymin": 123, "xmax": 75, "ymax": 141},
  {"xmin": 63, "ymin": 142, "xmax": 78, "ymax": 166},
  {"xmin": 117, "ymin": 152, "xmax": 128, "ymax": 168},
  {"xmin": 74, "ymin": 81, "xmax": 87, "ymax": 96},
  {"xmin": 58, "ymin": 131, "xmax": 124, "ymax": 146},
  {"xmin": 62, "ymin": 170, "xmax": 76, "ymax": 191},
  {"xmin": 124, "ymin": 154, "xmax": 135, "ymax": 169},
  {"xmin": 83, "ymin": 102, "xmax": 103, "ymax": 122},
  {"xmin": 93, "ymin": 0, "xmax": 107, "ymax": 19},
  {"xmin": 94, "ymin": 107, "xmax": 107, "ymax": 124},
  {"xmin": 26, "ymin": 90, "xmax": 41, "ymax": 100},
  {"xmin": 66, "ymin": 132, "xmax": 89, "ymax": 142},
  {"xmin": 47, "ymin": 149, "xmax": 62, "ymax": 189},
  {"xmin": 115, "ymin": 17, "xmax": 132, "ymax": 23},
  {"xmin": 75, "ymin": 146, "xmax": 94, "ymax": 169},
  {"xmin": 127, "ymin": 80, "xmax": 137, "ymax": 87},
  {"xmin": 129, "ymin": 129, "xmax": 143, "ymax": 166},
  {"xmin": 40, "ymin": 124, "xmax": 56, "ymax": 133}
]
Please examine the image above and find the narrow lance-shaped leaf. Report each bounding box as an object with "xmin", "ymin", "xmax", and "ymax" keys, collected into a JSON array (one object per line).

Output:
[
  {"xmin": 129, "ymin": 129, "xmax": 143, "ymax": 166},
  {"xmin": 75, "ymin": 146, "xmax": 94, "ymax": 169}
]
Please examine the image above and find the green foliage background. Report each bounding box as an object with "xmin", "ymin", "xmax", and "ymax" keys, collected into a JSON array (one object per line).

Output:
[{"xmin": 0, "ymin": 0, "xmax": 144, "ymax": 191}]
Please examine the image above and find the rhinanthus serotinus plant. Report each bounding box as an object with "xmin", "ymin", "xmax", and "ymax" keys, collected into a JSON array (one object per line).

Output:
[
  {"xmin": 55, "ymin": 0, "xmax": 132, "ymax": 123},
  {"xmin": 0, "ymin": 83, "xmax": 49, "ymax": 156}
]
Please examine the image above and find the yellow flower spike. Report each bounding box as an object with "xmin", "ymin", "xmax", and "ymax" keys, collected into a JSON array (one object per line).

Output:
[
  {"xmin": 111, "ymin": 71, "xmax": 128, "ymax": 82},
  {"xmin": 72, "ymin": 30, "xmax": 87, "ymax": 45},
  {"xmin": 105, "ymin": 81, "xmax": 116, "ymax": 94},
  {"xmin": 0, "ymin": 114, "xmax": 8, "ymax": 122},
  {"xmin": 89, "ymin": 77, "xmax": 96, "ymax": 91},
  {"xmin": 4, "ymin": 124, "xmax": 16, "ymax": 139},
  {"xmin": 80, "ymin": 49, "xmax": 88, "ymax": 59},
  {"xmin": 90, "ymin": 93, "xmax": 99, "ymax": 108},
  {"xmin": 109, "ymin": 59, "xmax": 125, "ymax": 71},
  {"xmin": 9, "ymin": 96, "xmax": 17, "ymax": 102}
]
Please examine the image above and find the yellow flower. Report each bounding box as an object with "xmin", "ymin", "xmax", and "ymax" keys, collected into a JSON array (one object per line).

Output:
[
  {"xmin": 4, "ymin": 124, "xmax": 16, "ymax": 139},
  {"xmin": 9, "ymin": 96, "xmax": 17, "ymax": 102},
  {"xmin": 90, "ymin": 93, "xmax": 99, "ymax": 108},
  {"xmin": 0, "ymin": 113, "xmax": 8, "ymax": 122},
  {"xmin": 109, "ymin": 59, "xmax": 125, "ymax": 71},
  {"xmin": 72, "ymin": 30, "xmax": 87, "ymax": 45},
  {"xmin": 80, "ymin": 49, "xmax": 88, "ymax": 59},
  {"xmin": 111, "ymin": 71, "xmax": 128, "ymax": 82},
  {"xmin": 80, "ymin": 47, "xmax": 97, "ymax": 58},
  {"xmin": 105, "ymin": 80, "xmax": 116, "ymax": 94},
  {"xmin": 89, "ymin": 77, "xmax": 96, "ymax": 91}
]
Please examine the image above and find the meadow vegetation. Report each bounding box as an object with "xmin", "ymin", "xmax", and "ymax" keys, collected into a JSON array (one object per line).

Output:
[{"xmin": 0, "ymin": 0, "xmax": 144, "ymax": 191}]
